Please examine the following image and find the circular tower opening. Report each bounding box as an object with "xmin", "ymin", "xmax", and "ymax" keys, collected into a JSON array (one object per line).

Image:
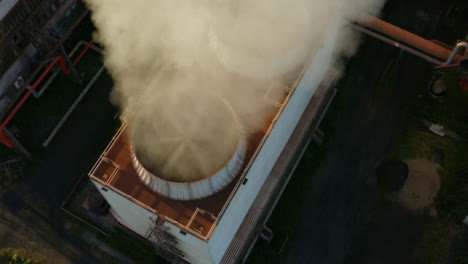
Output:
[{"xmin": 129, "ymin": 86, "xmax": 246, "ymax": 200}]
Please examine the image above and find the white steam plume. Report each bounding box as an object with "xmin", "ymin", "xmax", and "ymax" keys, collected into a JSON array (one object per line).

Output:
[{"xmin": 84, "ymin": 0, "xmax": 385, "ymax": 181}]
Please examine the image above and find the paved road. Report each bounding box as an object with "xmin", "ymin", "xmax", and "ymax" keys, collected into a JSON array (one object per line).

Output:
[
  {"xmin": 0, "ymin": 71, "xmax": 119, "ymax": 263},
  {"xmin": 286, "ymin": 1, "xmax": 450, "ymax": 263}
]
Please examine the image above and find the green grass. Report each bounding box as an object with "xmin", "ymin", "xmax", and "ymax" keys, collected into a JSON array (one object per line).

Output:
[
  {"xmin": 391, "ymin": 67, "xmax": 468, "ymax": 264},
  {"xmin": 392, "ymin": 71, "xmax": 468, "ymax": 222},
  {"xmin": 435, "ymin": 144, "xmax": 468, "ymax": 221},
  {"xmin": 414, "ymin": 218, "xmax": 458, "ymax": 264},
  {"xmin": 396, "ymin": 128, "xmax": 468, "ymax": 263},
  {"xmin": 0, "ymin": 248, "xmax": 41, "ymax": 264},
  {"xmin": 418, "ymin": 72, "xmax": 468, "ymax": 138}
]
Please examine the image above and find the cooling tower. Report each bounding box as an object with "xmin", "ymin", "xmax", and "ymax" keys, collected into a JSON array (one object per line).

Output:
[
  {"xmin": 208, "ymin": 0, "xmax": 313, "ymax": 78},
  {"xmin": 129, "ymin": 87, "xmax": 246, "ymax": 200}
]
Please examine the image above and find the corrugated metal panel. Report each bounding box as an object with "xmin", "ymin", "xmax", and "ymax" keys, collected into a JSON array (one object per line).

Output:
[{"xmin": 132, "ymin": 136, "xmax": 247, "ymax": 200}]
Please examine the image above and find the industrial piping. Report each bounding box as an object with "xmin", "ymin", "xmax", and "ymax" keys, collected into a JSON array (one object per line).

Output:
[
  {"xmin": 0, "ymin": 37, "xmax": 96, "ymax": 148},
  {"xmin": 33, "ymin": 39, "xmax": 101, "ymax": 98},
  {"xmin": 350, "ymin": 24, "xmax": 445, "ymax": 65},
  {"xmin": 0, "ymin": 56, "xmax": 71, "ymax": 148},
  {"xmin": 72, "ymin": 37, "xmax": 96, "ymax": 66},
  {"xmin": 446, "ymin": 41, "xmax": 468, "ymax": 65},
  {"xmin": 356, "ymin": 14, "xmax": 464, "ymax": 64}
]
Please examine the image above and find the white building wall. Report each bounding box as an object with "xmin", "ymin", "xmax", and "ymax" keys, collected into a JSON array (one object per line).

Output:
[
  {"xmin": 92, "ymin": 179, "xmax": 211, "ymax": 264},
  {"xmin": 91, "ymin": 180, "xmax": 155, "ymax": 237},
  {"xmin": 208, "ymin": 21, "xmax": 342, "ymax": 264},
  {"xmin": 164, "ymin": 221, "xmax": 212, "ymax": 264}
]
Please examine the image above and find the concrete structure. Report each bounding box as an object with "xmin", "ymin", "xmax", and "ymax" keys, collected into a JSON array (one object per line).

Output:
[
  {"xmin": 130, "ymin": 88, "xmax": 247, "ymax": 201},
  {"xmin": 89, "ymin": 19, "xmax": 341, "ymax": 264}
]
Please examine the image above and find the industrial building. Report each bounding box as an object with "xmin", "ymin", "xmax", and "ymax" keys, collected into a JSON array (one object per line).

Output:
[
  {"xmin": 88, "ymin": 16, "xmax": 341, "ymax": 264},
  {"xmin": 0, "ymin": 0, "xmax": 83, "ymax": 121},
  {"xmin": 0, "ymin": 0, "xmax": 91, "ymax": 156}
]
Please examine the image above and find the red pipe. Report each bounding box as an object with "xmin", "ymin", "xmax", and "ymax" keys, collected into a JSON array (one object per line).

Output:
[
  {"xmin": 0, "ymin": 56, "xmax": 71, "ymax": 147},
  {"xmin": 73, "ymin": 37, "xmax": 96, "ymax": 66},
  {"xmin": 0, "ymin": 133, "xmax": 11, "ymax": 148},
  {"xmin": 57, "ymin": 56, "xmax": 71, "ymax": 74},
  {"xmin": 0, "ymin": 37, "xmax": 98, "ymax": 148}
]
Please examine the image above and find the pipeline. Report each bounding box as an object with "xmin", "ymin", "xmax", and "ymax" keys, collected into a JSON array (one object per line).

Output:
[
  {"xmin": 446, "ymin": 41, "xmax": 468, "ymax": 65},
  {"xmin": 0, "ymin": 36, "xmax": 97, "ymax": 148},
  {"xmin": 350, "ymin": 24, "xmax": 444, "ymax": 65},
  {"xmin": 356, "ymin": 14, "xmax": 463, "ymax": 64},
  {"xmin": 33, "ymin": 38, "xmax": 100, "ymax": 98},
  {"xmin": 0, "ymin": 56, "xmax": 71, "ymax": 147},
  {"xmin": 72, "ymin": 37, "xmax": 96, "ymax": 66},
  {"xmin": 57, "ymin": 2, "xmax": 83, "ymax": 30},
  {"xmin": 18, "ymin": 51, "xmax": 40, "ymax": 77},
  {"xmin": 18, "ymin": 1, "xmax": 84, "ymax": 78}
]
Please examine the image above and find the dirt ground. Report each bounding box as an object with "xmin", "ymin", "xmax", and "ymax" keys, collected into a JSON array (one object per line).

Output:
[
  {"xmin": 397, "ymin": 159, "xmax": 440, "ymax": 211},
  {"xmin": 0, "ymin": 189, "xmax": 88, "ymax": 264}
]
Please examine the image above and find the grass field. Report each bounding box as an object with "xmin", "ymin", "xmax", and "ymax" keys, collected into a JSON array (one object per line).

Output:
[{"xmin": 395, "ymin": 73, "xmax": 468, "ymax": 263}]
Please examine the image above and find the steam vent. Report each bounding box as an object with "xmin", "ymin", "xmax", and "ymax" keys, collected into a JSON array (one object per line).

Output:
[{"xmin": 130, "ymin": 87, "xmax": 246, "ymax": 200}]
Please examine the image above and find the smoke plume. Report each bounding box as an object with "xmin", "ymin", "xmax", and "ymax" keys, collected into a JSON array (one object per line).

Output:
[{"xmin": 84, "ymin": 0, "xmax": 385, "ymax": 181}]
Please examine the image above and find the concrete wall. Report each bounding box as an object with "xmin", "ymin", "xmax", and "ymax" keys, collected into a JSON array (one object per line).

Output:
[
  {"xmin": 91, "ymin": 180, "xmax": 155, "ymax": 237},
  {"xmin": 164, "ymin": 221, "xmax": 212, "ymax": 264},
  {"xmin": 208, "ymin": 21, "xmax": 341, "ymax": 264},
  {"xmin": 92, "ymin": 179, "xmax": 212, "ymax": 263}
]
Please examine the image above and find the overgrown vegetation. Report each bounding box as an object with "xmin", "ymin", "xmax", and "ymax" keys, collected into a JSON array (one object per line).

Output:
[
  {"xmin": 392, "ymin": 70, "xmax": 468, "ymax": 263},
  {"xmin": 0, "ymin": 248, "xmax": 41, "ymax": 264},
  {"xmin": 394, "ymin": 123, "xmax": 468, "ymax": 263},
  {"xmin": 0, "ymin": 147, "xmax": 25, "ymax": 185}
]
